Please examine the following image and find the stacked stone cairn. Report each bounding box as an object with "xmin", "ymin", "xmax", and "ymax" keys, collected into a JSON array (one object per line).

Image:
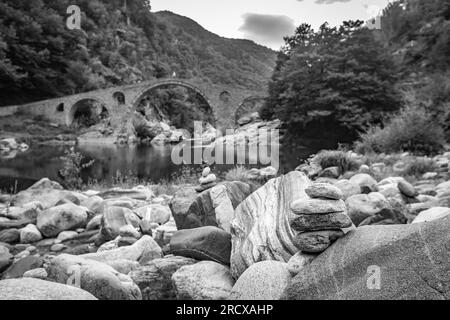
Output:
[
  {"xmin": 195, "ymin": 167, "xmax": 217, "ymax": 193},
  {"xmin": 290, "ymin": 183, "xmax": 353, "ymax": 253}
]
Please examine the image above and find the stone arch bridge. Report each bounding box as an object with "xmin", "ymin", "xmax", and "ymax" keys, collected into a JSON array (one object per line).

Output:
[{"xmin": 1, "ymin": 78, "xmax": 265, "ymax": 129}]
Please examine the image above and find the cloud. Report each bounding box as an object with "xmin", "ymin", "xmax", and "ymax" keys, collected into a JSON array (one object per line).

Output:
[
  {"xmin": 297, "ymin": 0, "xmax": 352, "ymax": 4},
  {"xmin": 239, "ymin": 13, "xmax": 296, "ymax": 49}
]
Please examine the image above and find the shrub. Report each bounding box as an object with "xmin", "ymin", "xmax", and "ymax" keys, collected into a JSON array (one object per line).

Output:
[
  {"xmin": 224, "ymin": 166, "xmax": 252, "ymax": 183},
  {"xmin": 59, "ymin": 147, "xmax": 95, "ymax": 190},
  {"xmin": 312, "ymin": 150, "xmax": 361, "ymax": 173},
  {"xmin": 404, "ymin": 157, "xmax": 437, "ymax": 177},
  {"xmin": 355, "ymin": 105, "xmax": 445, "ymax": 155}
]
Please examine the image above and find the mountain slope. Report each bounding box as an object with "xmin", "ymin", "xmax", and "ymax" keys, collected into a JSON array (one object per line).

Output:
[{"xmin": 0, "ymin": 0, "xmax": 276, "ymax": 106}]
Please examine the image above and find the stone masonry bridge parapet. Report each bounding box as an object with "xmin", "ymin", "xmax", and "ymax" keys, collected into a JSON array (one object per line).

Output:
[{"xmin": 0, "ymin": 78, "xmax": 264, "ymax": 130}]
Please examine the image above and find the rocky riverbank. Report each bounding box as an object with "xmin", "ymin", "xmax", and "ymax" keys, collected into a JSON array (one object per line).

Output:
[{"xmin": 1, "ymin": 148, "xmax": 450, "ymax": 300}]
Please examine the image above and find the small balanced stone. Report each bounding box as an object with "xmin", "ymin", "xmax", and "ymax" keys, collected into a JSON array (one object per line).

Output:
[
  {"xmin": 199, "ymin": 173, "xmax": 216, "ymax": 185},
  {"xmin": 202, "ymin": 167, "xmax": 211, "ymax": 178},
  {"xmin": 294, "ymin": 230, "xmax": 344, "ymax": 254},
  {"xmin": 290, "ymin": 212, "xmax": 352, "ymax": 232},
  {"xmin": 305, "ymin": 183, "xmax": 344, "ymax": 200},
  {"xmin": 290, "ymin": 199, "xmax": 346, "ymax": 215}
]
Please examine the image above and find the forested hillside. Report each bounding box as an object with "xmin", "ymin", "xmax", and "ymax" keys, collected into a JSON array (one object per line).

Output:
[
  {"xmin": 262, "ymin": 0, "xmax": 450, "ymax": 149},
  {"xmin": 0, "ymin": 0, "xmax": 276, "ymax": 106}
]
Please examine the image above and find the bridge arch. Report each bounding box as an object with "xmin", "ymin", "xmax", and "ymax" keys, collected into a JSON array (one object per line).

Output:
[
  {"xmin": 234, "ymin": 96, "xmax": 266, "ymax": 124},
  {"xmin": 67, "ymin": 97, "xmax": 110, "ymax": 127},
  {"xmin": 131, "ymin": 80, "xmax": 216, "ymax": 124}
]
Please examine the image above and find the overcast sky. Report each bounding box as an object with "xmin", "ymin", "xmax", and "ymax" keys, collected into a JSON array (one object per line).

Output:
[{"xmin": 151, "ymin": 0, "xmax": 393, "ymax": 49}]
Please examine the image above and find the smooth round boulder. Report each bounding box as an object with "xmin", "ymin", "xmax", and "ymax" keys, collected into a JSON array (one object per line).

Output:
[
  {"xmin": 412, "ymin": 207, "xmax": 450, "ymax": 224},
  {"xmin": 172, "ymin": 261, "xmax": 234, "ymax": 300},
  {"xmin": 398, "ymin": 181, "xmax": 417, "ymax": 198},
  {"xmin": 349, "ymin": 173, "xmax": 378, "ymax": 194},
  {"xmin": 345, "ymin": 192, "xmax": 392, "ymax": 226},
  {"xmin": 0, "ymin": 245, "xmax": 13, "ymax": 272},
  {"xmin": 334, "ymin": 179, "xmax": 361, "ymax": 200},
  {"xmin": 20, "ymin": 224, "xmax": 42, "ymax": 244},
  {"xmin": 0, "ymin": 278, "xmax": 97, "ymax": 300},
  {"xmin": 305, "ymin": 183, "xmax": 343, "ymax": 200},
  {"xmin": 169, "ymin": 226, "xmax": 231, "ymax": 266},
  {"xmin": 229, "ymin": 261, "xmax": 292, "ymax": 300},
  {"xmin": 287, "ymin": 252, "xmax": 316, "ymax": 275},
  {"xmin": 0, "ymin": 228, "xmax": 20, "ymax": 244},
  {"xmin": 37, "ymin": 203, "xmax": 89, "ymax": 238},
  {"xmin": 290, "ymin": 199, "xmax": 346, "ymax": 215}
]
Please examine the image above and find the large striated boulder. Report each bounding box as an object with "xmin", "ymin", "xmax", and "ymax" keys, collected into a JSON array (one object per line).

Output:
[
  {"xmin": 0, "ymin": 278, "xmax": 97, "ymax": 300},
  {"xmin": 172, "ymin": 261, "xmax": 234, "ymax": 300},
  {"xmin": 229, "ymin": 261, "xmax": 292, "ymax": 300},
  {"xmin": 283, "ymin": 215, "xmax": 450, "ymax": 300},
  {"xmin": 47, "ymin": 254, "xmax": 142, "ymax": 300},
  {"xmin": 170, "ymin": 182, "xmax": 254, "ymax": 231},
  {"xmin": 169, "ymin": 226, "xmax": 231, "ymax": 265},
  {"xmin": 129, "ymin": 255, "xmax": 197, "ymax": 300},
  {"xmin": 100, "ymin": 206, "xmax": 141, "ymax": 241},
  {"xmin": 37, "ymin": 203, "xmax": 89, "ymax": 238},
  {"xmin": 230, "ymin": 171, "xmax": 311, "ymax": 279}
]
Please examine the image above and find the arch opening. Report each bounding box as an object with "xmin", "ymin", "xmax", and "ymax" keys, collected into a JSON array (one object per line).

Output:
[
  {"xmin": 235, "ymin": 96, "xmax": 266, "ymax": 126},
  {"xmin": 113, "ymin": 92, "xmax": 126, "ymax": 105},
  {"xmin": 69, "ymin": 99, "xmax": 109, "ymax": 128},
  {"xmin": 56, "ymin": 103, "xmax": 64, "ymax": 112},
  {"xmin": 132, "ymin": 83, "xmax": 216, "ymax": 141}
]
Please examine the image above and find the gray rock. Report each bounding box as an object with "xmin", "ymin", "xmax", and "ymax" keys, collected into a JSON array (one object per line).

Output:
[
  {"xmin": 100, "ymin": 206, "xmax": 141, "ymax": 241},
  {"xmin": 290, "ymin": 212, "xmax": 353, "ymax": 232},
  {"xmin": 349, "ymin": 173, "xmax": 378, "ymax": 193},
  {"xmin": 398, "ymin": 181, "xmax": 418, "ymax": 198},
  {"xmin": 57, "ymin": 230, "xmax": 79, "ymax": 242},
  {"xmin": 47, "ymin": 254, "xmax": 141, "ymax": 300},
  {"xmin": 287, "ymin": 252, "xmax": 316, "ymax": 275},
  {"xmin": 0, "ymin": 278, "xmax": 97, "ymax": 300},
  {"xmin": 134, "ymin": 204, "xmax": 171, "ymax": 225},
  {"xmin": 334, "ymin": 179, "xmax": 361, "ymax": 200},
  {"xmin": 0, "ymin": 245, "xmax": 13, "ymax": 272},
  {"xmin": 412, "ymin": 207, "xmax": 450, "ymax": 224},
  {"xmin": 294, "ymin": 230, "xmax": 344, "ymax": 253},
  {"xmin": 346, "ymin": 192, "xmax": 393, "ymax": 226},
  {"xmin": 2, "ymin": 256, "xmax": 43, "ymax": 279},
  {"xmin": 22, "ymin": 268, "xmax": 48, "ymax": 280},
  {"xmin": 81, "ymin": 235, "xmax": 162, "ymax": 265},
  {"xmin": 97, "ymin": 187, "xmax": 154, "ymax": 201},
  {"xmin": 129, "ymin": 255, "xmax": 197, "ymax": 300},
  {"xmin": 305, "ymin": 183, "xmax": 343, "ymax": 200},
  {"xmin": 229, "ymin": 261, "xmax": 291, "ymax": 300},
  {"xmin": 119, "ymin": 225, "xmax": 141, "ymax": 239},
  {"xmin": 20, "ymin": 224, "xmax": 42, "ymax": 244},
  {"xmin": 319, "ymin": 166, "xmax": 340, "ymax": 179},
  {"xmin": 172, "ymin": 261, "xmax": 234, "ymax": 300},
  {"xmin": 170, "ymin": 226, "xmax": 231, "ymax": 265},
  {"xmin": 284, "ymin": 216, "xmax": 450, "ymax": 300},
  {"xmin": 171, "ymin": 182, "xmax": 254, "ymax": 231},
  {"xmin": 290, "ymin": 199, "xmax": 346, "ymax": 215},
  {"xmin": 37, "ymin": 203, "xmax": 89, "ymax": 238},
  {"xmin": 86, "ymin": 214, "xmax": 102, "ymax": 231}
]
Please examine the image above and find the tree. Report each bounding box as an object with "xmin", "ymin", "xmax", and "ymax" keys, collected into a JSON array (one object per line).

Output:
[{"xmin": 261, "ymin": 20, "xmax": 401, "ymax": 142}]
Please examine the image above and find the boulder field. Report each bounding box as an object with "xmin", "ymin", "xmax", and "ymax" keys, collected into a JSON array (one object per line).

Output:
[{"xmin": 0, "ymin": 151, "xmax": 449, "ymax": 300}]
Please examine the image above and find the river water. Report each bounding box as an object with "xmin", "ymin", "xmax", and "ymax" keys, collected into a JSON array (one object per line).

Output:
[{"xmin": 0, "ymin": 139, "xmax": 336, "ymax": 192}]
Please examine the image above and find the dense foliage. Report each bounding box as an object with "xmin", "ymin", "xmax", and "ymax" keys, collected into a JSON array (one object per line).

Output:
[
  {"xmin": 261, "ymin": 21, "xmax": 402, "ymax": 141},
  {"xmin": 0, "ymin": 0, "xmax": 275, "ymax": 106}
]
